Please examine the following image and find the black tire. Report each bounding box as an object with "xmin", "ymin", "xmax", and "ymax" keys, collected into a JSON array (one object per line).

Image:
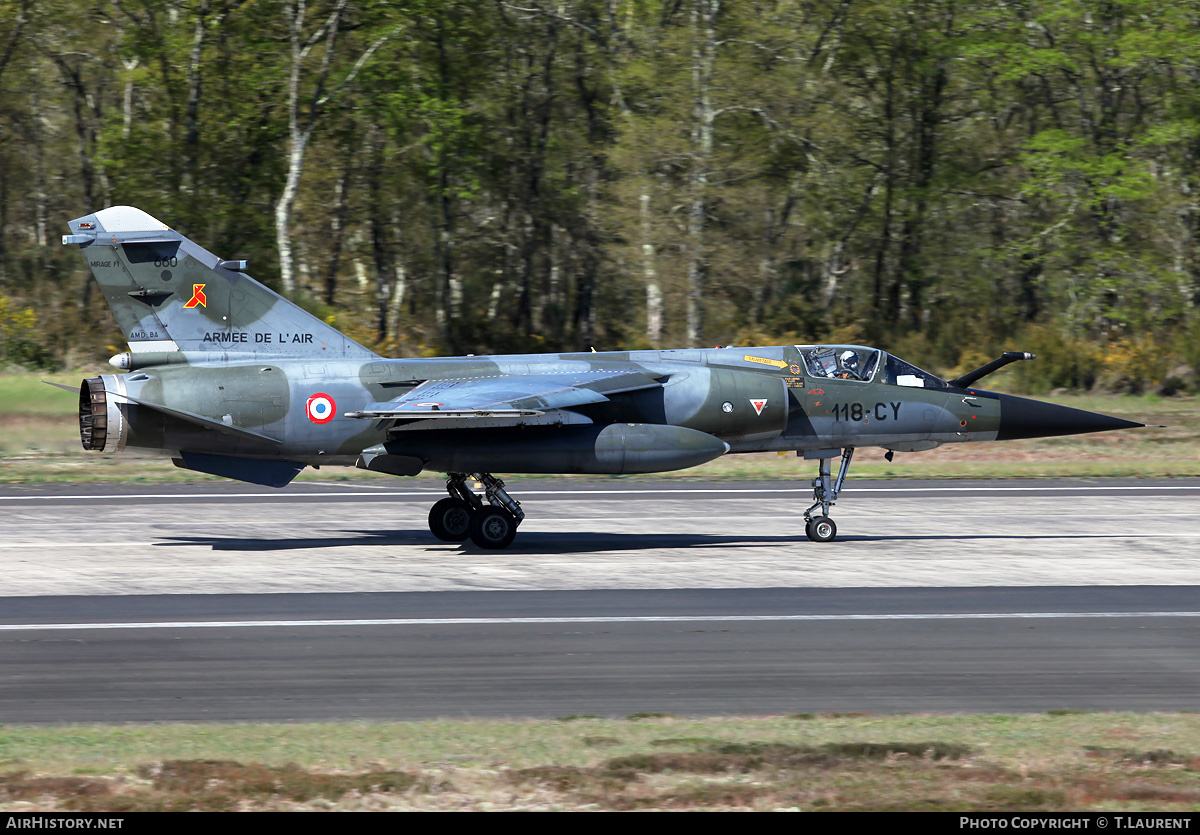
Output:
[
  {"xmin": 429, "ymin": 497, "xmax": 473, "ymax": 542},
  {"xmin": 805, "ymin": 516, "xmax": 837, "ymax": 543},
  {"xmin": 469, "ymin": 507, "xmax": 518, "ymax": 550}
]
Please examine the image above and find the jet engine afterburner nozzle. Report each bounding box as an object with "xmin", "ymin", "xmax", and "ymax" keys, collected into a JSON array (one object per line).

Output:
[
  {"xmin": 79, "ymin": 378, "xmax": 108, "ymax": 450},
  {"xmin": 78, "ymin": 376, "xmax": 128, "ymax": 452}
]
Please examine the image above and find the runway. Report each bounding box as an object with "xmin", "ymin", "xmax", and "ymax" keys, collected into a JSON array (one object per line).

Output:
[
  {"xmin": 1, "ymin": 479, "xmax": 1198, "ymax": 722},
  {"xmin": 3, "ymin": 479, "xmax": 1200, "ymax": 595}
]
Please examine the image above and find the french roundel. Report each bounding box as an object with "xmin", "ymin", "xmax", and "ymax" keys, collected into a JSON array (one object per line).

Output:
[{"xmin": 306, "ymin": 393, "xmax": 336, "ymax": 424}]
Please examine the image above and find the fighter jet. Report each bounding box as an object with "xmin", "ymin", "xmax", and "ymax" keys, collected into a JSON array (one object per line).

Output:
[{"xmin": 58, "ymin": 206, "xmax": 1145, "ymax": 547}]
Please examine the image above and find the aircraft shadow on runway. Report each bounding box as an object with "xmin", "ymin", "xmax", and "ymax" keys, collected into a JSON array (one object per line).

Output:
[
  {"xmin": 155, "ymin": 531, "xmax": 798, "ymax": 553},
  {"xmin": 152, "ymin": 530, "xmax": 1126, "ymax": 553}
]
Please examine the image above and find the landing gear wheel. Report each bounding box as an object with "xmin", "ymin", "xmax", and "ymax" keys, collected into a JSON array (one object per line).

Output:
[
  {"xmin": 429, "ymin": 497, "xmax": 473, "ymax": 542},
  {"xmin": 469, "ymin": 507, "xmax": 518, "ymax": 550},
  {"xmin": 805, "ymin": 516, "xmax": 837, "ymax": 543}
]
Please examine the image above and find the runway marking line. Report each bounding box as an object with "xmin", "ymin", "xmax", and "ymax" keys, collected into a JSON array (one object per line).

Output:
[
  {"xmin": 2, "ymin": 611, "xmax": 1199, "ymax": 632},
  {"xmin": 299, "ymin": 481, "xmax": 402, "ymax": 490}
]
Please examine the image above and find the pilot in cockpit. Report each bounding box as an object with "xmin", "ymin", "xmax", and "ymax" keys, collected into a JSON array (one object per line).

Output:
[{"xmin": 837, "ymin": 350, "xmax": 862, "ymax": 380}]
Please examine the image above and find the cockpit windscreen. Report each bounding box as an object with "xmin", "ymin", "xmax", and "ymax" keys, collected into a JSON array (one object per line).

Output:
[{"xmin": 881, "ymin": 355, "xmax": 947, "ymax": 388}]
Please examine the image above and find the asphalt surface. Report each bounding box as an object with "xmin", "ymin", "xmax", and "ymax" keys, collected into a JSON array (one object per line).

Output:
[{"xmin": 1, "ymin": 479, "xmax": 1198, "ymax": 722}]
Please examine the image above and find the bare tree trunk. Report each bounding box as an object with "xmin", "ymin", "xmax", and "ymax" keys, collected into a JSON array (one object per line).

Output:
[
  {"xmin": 685, "ymin": 0, "xmax": 718, "ymax": 347},
  {"xmin": 753, "ymin": 205, "xmax": 777, "ymax": 325},
  {"xmin": 275, "ymin": 133, "xmax": 308, "ymax": 294},
  {"xmin": 0, "ymin": 1, "xmax": 27, "ymax": 82},
  {"xmin": 387, "ymin": 205, "xmax": 408, "ymax": 344},
  {"xmin": 823, "ymin": 174, "xmax": 879, "ymax": 310},
  {"xmin": 276, "ymin": 0, "xmax": 347, "ymax": 294},
  {"xmin": 49, "ymin": 51, "xmax": 112, "ymax": 307},
  {"xmin": 365, "ymin": 127, "xmax": 393, "ymax": 343},
  {"xmin": 895, "ymin": 15, "xmax": 950, "ymax": 330},
  {"xmin": 544, "ymin": 223, "xmax": 562, "ymax": 338},
  {"xmin": 641, "ymin": 191, "xmax": 662, "ymax": 345},
  {"xmin": 274, "ymin": 0, "xmax": 393, "ymax": 293},
  {"xmin": 388, "ymin": 264, "xmax": 407, "ymax": 345},
  {"xmin": 182, "ymin": 0, "xmax": 214, "ymax": 203},
  {"xmin": 873, "ymin": 63, "xmax": 898, "ymax": 323},
  {"xmin": 53, "ymin": 57, "xmax": 104, "ymax": 209},
  {"xmin": 121, "ymin": 57, "xmax": 138, "ymax": 140},
  {"xmin": 754, "ymin": 170, "xmax": 804, "ymax": 323},
  {"xmin": 31, "ymin": 86, "xmax": 47, "ymax": 249},
  {"xmin": 370, "ymin": 210, "xmax": 394, "ymax": 344},
  {"xmin": 431, "ymin": 16, "xmax": 462, "ymax": 351},
  {"xmin": 0, "ymin": 0, "xmax": 29, "ymax": 275},
  {"xmin": 434, "ymin": 166, "xmax": 461, "ymax": 349},
  {"xmin": 324, "ymin": 150, "xmax": 354, "ymax": 306}
]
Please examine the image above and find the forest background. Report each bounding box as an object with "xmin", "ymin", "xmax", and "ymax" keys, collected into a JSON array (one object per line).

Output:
[{"xmin": 1, "ymin": 0, "xmax": 1199, "ymax": 395}]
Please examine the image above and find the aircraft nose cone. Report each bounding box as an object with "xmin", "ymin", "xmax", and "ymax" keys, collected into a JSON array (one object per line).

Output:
[{"xmin": 996, "ymin": 394, "xmax": 1144, "ymax": 441}]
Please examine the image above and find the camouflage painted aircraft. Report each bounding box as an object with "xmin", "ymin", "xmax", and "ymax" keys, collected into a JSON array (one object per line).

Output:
[{"xmin": 58, "ymin": 206, "xmax": 1145, "ymax": 548}]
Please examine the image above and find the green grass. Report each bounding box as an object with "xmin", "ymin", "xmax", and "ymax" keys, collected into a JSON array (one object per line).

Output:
[
  {"xmin": 3, "ymin": 714, "xmax": 1200, "ymax": 810},
  {"xmin": 2, "ymin": 370, "xmax": 1197, "ymax": 482}
]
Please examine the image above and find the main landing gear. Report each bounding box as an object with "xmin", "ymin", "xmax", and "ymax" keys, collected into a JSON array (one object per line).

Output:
[
  {"xmin": 803, "ymin": 448, "xmax": 853, "ymax": 543},
  {"xmin": 428, "ymin": 472, "xmax": 525, "ymax": 550}
]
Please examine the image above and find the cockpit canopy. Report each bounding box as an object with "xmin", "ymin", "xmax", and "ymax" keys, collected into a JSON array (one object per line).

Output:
[
  {"xmin": 800, "ymin": 346, "xmax": 879, "ymax": 381},
  {"xmin": 797, "ymin": 345, "xmax": 947, "ymax": 388}
]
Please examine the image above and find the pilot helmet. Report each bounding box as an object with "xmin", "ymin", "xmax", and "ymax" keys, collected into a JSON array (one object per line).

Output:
[{"xmin": 840, "ymin": 350, "xmax": 858, "ymax": 368}]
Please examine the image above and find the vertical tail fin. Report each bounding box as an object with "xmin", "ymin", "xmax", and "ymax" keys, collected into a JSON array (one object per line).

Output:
[{"xmin": 63, "ymin": 206, "xmax": 378, "ymax": 361}]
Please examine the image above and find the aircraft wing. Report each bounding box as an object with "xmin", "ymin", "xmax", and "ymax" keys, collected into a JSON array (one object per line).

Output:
[{"xmin": 345, "ymin": 370, "xmax": 664, "ymax": 422}]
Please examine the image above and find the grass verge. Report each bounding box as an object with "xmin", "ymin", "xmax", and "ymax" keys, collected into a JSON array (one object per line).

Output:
[{"xmin": 3, "ymin": 713, "xmax": 1200, "ymax": 811}]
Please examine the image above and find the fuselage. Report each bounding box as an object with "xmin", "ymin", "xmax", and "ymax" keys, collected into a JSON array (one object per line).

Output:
[{"xmin": 82, "ymin": 344, "xmax": 997, "ymax": 474}]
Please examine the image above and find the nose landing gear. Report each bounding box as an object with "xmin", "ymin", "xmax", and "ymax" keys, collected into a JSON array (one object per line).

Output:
[
  {"xmin": 805, "ymin": 515, "xmax": 837, "ymax": 543},
  {"xmin": 803, "ymin": 448, "xmax": 853, "ymax": 542},
  {"xmin": 428, "ymin": 472, "xmax": 525, "ymax": 549}
]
